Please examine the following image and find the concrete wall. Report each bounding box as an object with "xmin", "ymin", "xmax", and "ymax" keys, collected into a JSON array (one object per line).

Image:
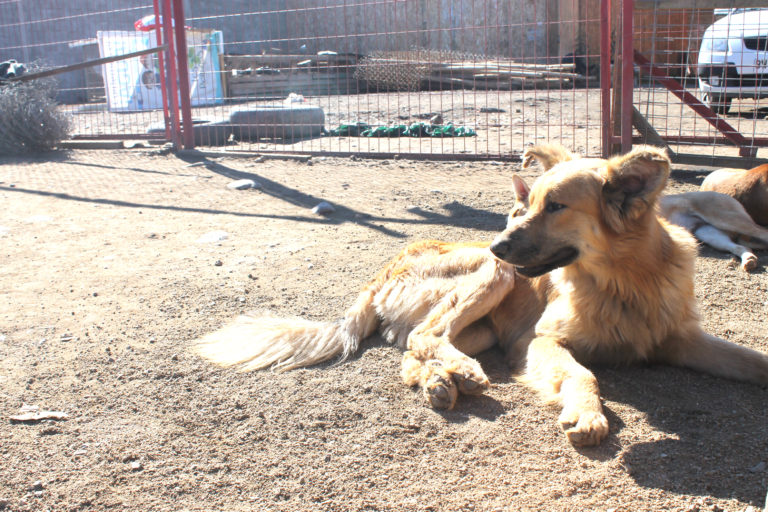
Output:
[
  {"xmin": 185, "ymin": 0, "xmax": 286, "ymax": 56},
  {"xmin": 278, "ymin": 0, "xmax": 559, "ymax": 59},
  {"xmin": 0, "ymin": 0, "xmax": 560, "ymax": 104},
  {"xmin": 186, "ymin": 0, "xmax": 560, "ymax": 59}
]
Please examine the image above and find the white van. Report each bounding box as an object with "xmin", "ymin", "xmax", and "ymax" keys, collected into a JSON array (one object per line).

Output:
[{"xmin": 697, "ymin": 9, "xmax": 768, "ymax": 114}]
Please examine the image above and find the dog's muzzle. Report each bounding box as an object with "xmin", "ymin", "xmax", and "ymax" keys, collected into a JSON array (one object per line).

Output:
[{"xmin": 491, "ymin": 238, "xmax": 579, "ymax": 277}]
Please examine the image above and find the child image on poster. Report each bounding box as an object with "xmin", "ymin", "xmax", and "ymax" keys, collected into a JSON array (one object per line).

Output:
[
  {"xmin": 140, "ymin": 53, "xmax": 161, "ymax": 89},
  {"xmin": 130, "ymin": 53, "xmax": 163, "ymax": 110}
]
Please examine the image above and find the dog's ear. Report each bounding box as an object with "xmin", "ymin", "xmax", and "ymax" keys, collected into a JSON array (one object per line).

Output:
[
  {"xmin": 601, "ymin": 146, "xmax": 670, "ymax": 231},
  {"xmin": 511, "ymin": 174, "xmax": 530, "ymax": 204},
  {"xmin": 522, "ymin": 145, "xmax": 576, "ymax": 171}
]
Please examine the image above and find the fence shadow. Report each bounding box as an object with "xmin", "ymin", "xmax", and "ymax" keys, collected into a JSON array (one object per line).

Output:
[{"xmin": 176, "ymin": 154, "xmax": 507, "ymax": 236}]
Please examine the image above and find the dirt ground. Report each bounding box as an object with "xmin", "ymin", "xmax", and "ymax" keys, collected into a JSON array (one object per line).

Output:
[{"xmin": 1, "ymin": 148, "xmax": 767, "ymax": 512}]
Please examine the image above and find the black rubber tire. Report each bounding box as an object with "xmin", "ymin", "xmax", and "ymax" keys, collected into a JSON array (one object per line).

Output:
[
  {"xmin": 146, "ymin": 118, "xmax": 233, "ymax": 146},
  {"xmin": 229, "ymin": 105, "xmax": 325, "ymax": 141},
  {"xmin": 192, "ymin": 121, "xmax": 233, "ymax": 146}
]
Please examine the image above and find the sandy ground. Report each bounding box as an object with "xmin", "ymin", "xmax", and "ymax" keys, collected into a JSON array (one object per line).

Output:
[{"xmin": 0, "ymin": 149, "xmax": 767, "ymax": 512}]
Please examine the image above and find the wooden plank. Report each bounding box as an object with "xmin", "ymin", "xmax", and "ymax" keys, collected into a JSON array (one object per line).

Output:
[
  {"xmin": 669, "ymin": 153, "xmax": 768, "ymax": 169},
  {"xmin": 229, "ymin": 75, "xmax": 291, "ymax": 85},
  {"xmin": 228, "ymin": 74, "xmax": 313, "ymax": 98},
  {"xmin": 224, "ymin": 54, "xmax": 308, "ymax": 68},
  {"xmin": 444, "ymin": 61, "xmax": 575, "ymax": 71},
  {"xmin": 425, "ymin": 74, "xmax": 562, "ymax": 90},
  {"xmin": 224, "ymin": 54, "xmax": 359, "ymax": 71},
  {"xmin": 218, "ymin": 53, "xmax": 228, "ymax": 103},
  {"xmin": 631, "ymin": 106, "xmax": 675, "ymax": 158}
]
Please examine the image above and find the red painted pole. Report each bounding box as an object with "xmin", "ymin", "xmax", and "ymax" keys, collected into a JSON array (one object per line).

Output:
[
  {"xmin": 172, "ymin": 0, "xmax": 194, "ymax": 149},
  {"xmin": 620, "ymin": 0, "xmax": 634, "ymax": 153},
  {"xmin": 600, "ymin": 0, "xmax": 611, "ymax": 158},
  {"xmin": 152, "ymin": 0, "xmax": 171, "ymax": 141},
  {"xmin": 161, "ymin": 0, "xmax": 181, "ymax": 148}
]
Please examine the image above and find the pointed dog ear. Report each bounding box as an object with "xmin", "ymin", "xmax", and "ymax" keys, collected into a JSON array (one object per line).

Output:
[
  {"xmin": 522, "ymin": 144, "xmax": 576, "ymax": 171},
  {"xmin": 601, "ymin": 146, "xmax": 670, "ymax": 232},
  {"xmin": 511, "ymin": 174, "xmax": 530, "ymax": 204}
]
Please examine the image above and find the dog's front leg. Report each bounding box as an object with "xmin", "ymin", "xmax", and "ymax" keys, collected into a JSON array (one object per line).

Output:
[
  {"xmin": 522, "ymin": 336, "xmax": 609, "ymax": 446},
  {"xmin": 401, "ymin": 258, "xmax": 515, "ymax": 409}
]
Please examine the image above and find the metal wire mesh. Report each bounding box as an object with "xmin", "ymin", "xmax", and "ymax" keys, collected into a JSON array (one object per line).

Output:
[
  {"xmin": 633, "ymin": 6, "xmax": 768, "ymax": 162},
  {"xmin": 184, "ymin": 0, "xmax": 604, "ymax": 159},
  {"xmin": 1, "ymin": 0, "xmax": 606, "ymax": 159},
  {"xmin": 0, "ymin": 1, "xmax": 168, "ymax": 145}
]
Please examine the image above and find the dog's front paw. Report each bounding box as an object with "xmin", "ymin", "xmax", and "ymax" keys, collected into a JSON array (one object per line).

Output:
[
  {"xmin": 435, "ymin": 346, "xmax": 491, "ymax": 396},
  {"xmin": 423, "ymin": 361, "xmax": 459, "ymax": 409},
  {"xmin": 559, "ymin": 408, "xmax": 609, "ymax": 447},
  {"xmin": 401, "ymin": 345, "xmax": 490, "ymax": 410}
]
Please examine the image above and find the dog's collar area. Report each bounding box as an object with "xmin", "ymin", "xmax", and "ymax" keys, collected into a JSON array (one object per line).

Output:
[{"xmin": 513, "ymin": 247, "xmax": 579, "ymax": 277}]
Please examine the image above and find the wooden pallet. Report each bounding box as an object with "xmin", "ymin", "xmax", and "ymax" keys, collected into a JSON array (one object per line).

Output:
[{"xmin": 221, "ymin": 53, "xmax": 360, "ymax": 99}]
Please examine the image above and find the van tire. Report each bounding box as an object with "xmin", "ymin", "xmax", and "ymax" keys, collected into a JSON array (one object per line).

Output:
[{"xmin": 704, "ymin": 93, "xmax": 731, "ymax": 115}]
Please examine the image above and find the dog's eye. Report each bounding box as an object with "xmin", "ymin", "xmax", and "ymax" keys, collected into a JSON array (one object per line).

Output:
[{"xmin": 545, "ymin": 201, "xmax": 566, "ymax": 213}]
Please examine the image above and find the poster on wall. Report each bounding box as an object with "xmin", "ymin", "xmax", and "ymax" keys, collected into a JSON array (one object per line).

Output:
[{"xmin": 97, "ymin": 29, "xmax": 224, "ymax": 112}]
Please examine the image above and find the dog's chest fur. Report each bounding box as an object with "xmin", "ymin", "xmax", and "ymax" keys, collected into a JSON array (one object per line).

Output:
[{"xmin": 536, "ymin": 221, "xmax": 700, "ymax": 365}]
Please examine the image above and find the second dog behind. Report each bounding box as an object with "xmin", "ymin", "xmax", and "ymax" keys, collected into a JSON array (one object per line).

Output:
[
  {"xmin": 659, "ymin": 191, "xmax": 768, "ymax": 271},
  {"xmin": 700, "ymin": 164, "xmax": 768, "ymax": 226}
]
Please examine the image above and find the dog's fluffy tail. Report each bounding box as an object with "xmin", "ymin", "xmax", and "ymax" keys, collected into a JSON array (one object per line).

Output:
[{"xmin": 194, "ymin": 286, "xmax": 380, "ymax": 372}]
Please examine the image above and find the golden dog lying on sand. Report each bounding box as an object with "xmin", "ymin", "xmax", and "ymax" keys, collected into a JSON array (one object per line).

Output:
[{"xmin": 196, "ymin": 144, "xmax": 768, "ymax": 446}]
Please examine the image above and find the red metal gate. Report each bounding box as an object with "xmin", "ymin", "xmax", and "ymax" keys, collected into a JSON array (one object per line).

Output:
[
  {"xmin": 1, "ymin": 0, "xmax": 605, "ymax": 160},
  {"xmin": 5, "ymin": 0, "xmax": 766, "ymax": 163},
  {"xmin": 612, "ymin": 0, "xmax": 768, "ymax": 166}
]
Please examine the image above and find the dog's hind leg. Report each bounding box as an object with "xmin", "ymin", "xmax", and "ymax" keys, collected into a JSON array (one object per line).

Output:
[
  {"xmin": 694, "ymin": 224, "xmax": 758, "ymax": 271},
  {"xmin": 657, "ymin": 330, "xmax": 768, "ymax": 386},
  {"xmin": 450, "ymin": 319, "xmax": 498, "ymax": 356},
  {"xmin": 401, "ymin": 258, "xmax": 516, "ymax": 410},
  {"xmin": 689, "ymin": 192, "xmax": 768, "ymax": 250},
  {"xmin": 521, "ymin": 335, "xmax": 609, "ymax": 447}
]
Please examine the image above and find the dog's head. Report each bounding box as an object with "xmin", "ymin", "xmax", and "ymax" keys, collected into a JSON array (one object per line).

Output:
[{"xmin": 491, "ymin": 144, "xmax": 670, "ymax": 277}]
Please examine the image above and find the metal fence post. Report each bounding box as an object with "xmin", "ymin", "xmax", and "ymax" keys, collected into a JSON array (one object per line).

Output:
[
  {"xmin": 621, "ymin": 0, "xmax": 634, "ymax": 153},
  {"xmin": 601, "ymin": 0, "xmax": 612, "ymax": 158},
  {"xmin": 152, "ymin": 0, "xmax": 171, "ymax": 142},
  {"xmin": 162, "ymin": 0, "xmax": 181, "ymax": 147},
  {"xmin": 171, "ymin": 0, "xmax": 194, "ymax": 149}
]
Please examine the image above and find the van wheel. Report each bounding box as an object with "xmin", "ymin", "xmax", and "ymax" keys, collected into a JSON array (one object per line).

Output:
[{"xmin": 704, "ymin": 94, "xmax": 731, "ymax": 115}]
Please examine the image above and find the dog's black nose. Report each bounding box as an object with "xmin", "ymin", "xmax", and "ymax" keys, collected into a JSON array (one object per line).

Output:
[{"xmin": 490, "ymin": 239, "xmax": 511, "ymax": 259}]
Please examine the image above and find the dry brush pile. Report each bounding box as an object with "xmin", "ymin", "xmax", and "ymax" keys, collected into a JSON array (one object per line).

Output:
[{"xmin": 0, "ymin": 71, "xmax": 70, "ymax": 155}]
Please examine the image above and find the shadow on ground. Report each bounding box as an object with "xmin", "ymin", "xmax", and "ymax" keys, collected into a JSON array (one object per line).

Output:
[{"xmin": 597, "ymin": 365, "xmax": 768, "ymax": 506}]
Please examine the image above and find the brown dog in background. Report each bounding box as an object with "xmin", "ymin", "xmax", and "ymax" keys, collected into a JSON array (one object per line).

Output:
[
  {"xmin": 700, "ymin": 164, "xmax": 768, "ymax": 226},
  {"xmin": 196, "ymin": 145, "xmax": 768, "ymax": 446},
  {"xmin": 656, "ymin": 163, "xmax": 768, "ymax": 271}
]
